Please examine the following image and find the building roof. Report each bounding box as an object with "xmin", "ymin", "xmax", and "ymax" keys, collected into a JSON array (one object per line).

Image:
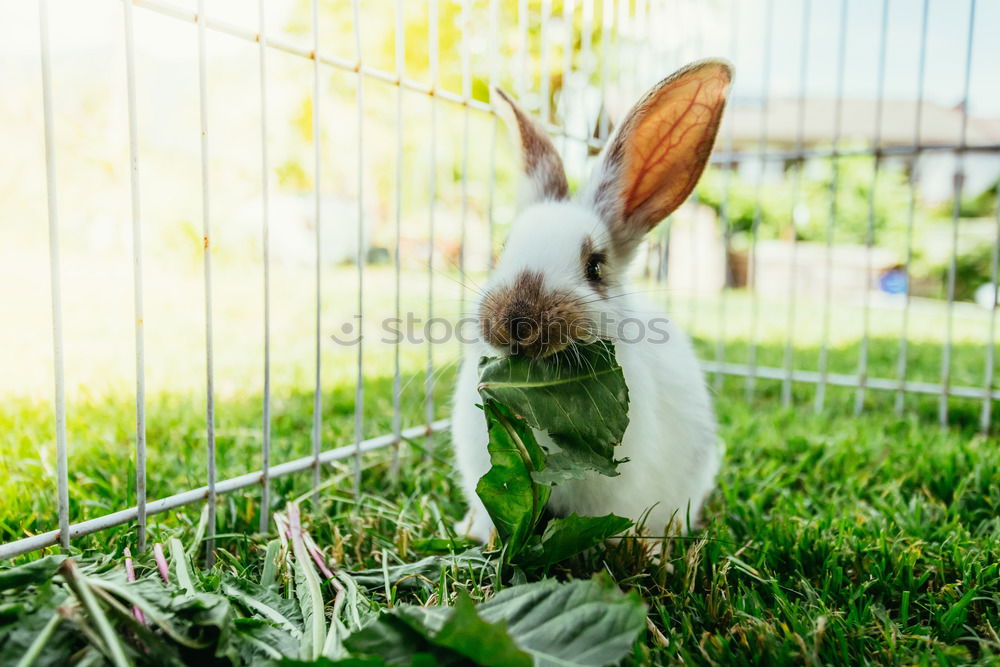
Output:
[{"xmin": 720, "ymin": 97, "xmax": 1000, "ymax": 149}]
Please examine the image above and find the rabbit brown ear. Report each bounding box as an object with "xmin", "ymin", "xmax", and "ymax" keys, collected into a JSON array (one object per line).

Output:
[
  {"xmin": 588, "ymin": 60, "xmax": 732, "ymax": 255},
  {"xmin": 494, "ymin": 88, "xmax": 569, "ymax": 204}
]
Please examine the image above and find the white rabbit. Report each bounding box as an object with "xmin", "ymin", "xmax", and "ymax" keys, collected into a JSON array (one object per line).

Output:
[{"xmin": 450, "ymin": 60, "xmax": 732, "ymax": 544}]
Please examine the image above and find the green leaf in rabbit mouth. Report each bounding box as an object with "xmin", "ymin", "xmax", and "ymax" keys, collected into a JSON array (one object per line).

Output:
[
  {"xmin": 475, "ymin": 339, "xmax": 633, "ymax": 564},
  {"xmin": 477, "ymin": 338, "xmax": 630, "ymax": 465}
]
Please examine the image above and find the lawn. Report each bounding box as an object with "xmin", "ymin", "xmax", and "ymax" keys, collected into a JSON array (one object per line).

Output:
[
  {"xmin": 1, "ymin": 263, "xmax": 998, "ymax": 664},
  {"xmin": 2, "ymin": 384, "xmax": 998, "ymax": 664}
]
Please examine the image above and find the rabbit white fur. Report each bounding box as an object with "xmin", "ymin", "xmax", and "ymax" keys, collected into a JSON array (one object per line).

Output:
[{"xmin": 450, "ymin": 60, "xmax": 732, "ymax": 543}]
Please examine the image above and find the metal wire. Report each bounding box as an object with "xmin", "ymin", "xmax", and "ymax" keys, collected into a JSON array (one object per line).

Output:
[
  {"xmin": 352, "ymin": 0, "xmax": 365, "ymax": 495},
  {"xmin": 707, "ymin": 362, "xmax": 1000, "ymax": 401},
  {"xmin": 560, "ymin": 0, "xmax": 576, "ymax": 157},
  {"xmin": 597, "ymin": 0, "xmax": 614, "ymax": 143},
  {"xmin": 716, "ymin": 143, "xmax": 1000, "ymax": 164},
  {"xmin": 744, "ymin": 0, "xmax": 774, "ymax": 402},
  {"xmin": 517, "ymin": 0, "xmax": 529, "ymax": 100},
  {"xmin": 459, "ymin": 0, "xmax": 471, "ymax": 312},
  {"xmin": 37, "ymin": 0, "xmax": 69, "ymax": 553},
  {"xmin": 781, "ymin": 0, "xmax": 810, "ymax": 408},
  {"xmin": 121, "ymin": 0, "xmax": 148, "ymax": 552},
  {"xmin": 895, "ymin": 0, "xmax": 931, "ymax": 415},
  {"xmin": 655, "ymin": 0, "xmax": 677, "ymax": 320},
  {"xmin": 940, "ymin": 0, "xmax": 978, "ymax": 427},
  {"xmin": 714, "ymin": 0, "xmax": 738, "ymax": 394},
  {"xmin": 196, "ymin": 0, "xmax": 217, "ymax": 565},
  {"xmin": 814, "ymin": 0, "xmax": 849, "ymax": 414},
  {"xmin": 390, "ymin": 0, "xmax": 405, "ymax": 477},
  {"xmin": 616, "ymin": 0, "xmax": 629, "ymax": 99},
  {"xmin": 258, "ymin": 0, "xmax": 272, "ymax": 533},
  {"xmin": 486, "ymin": 0, "xmax": 500, "ymax": 272},
  {"xmin": 310, "ymin": 0, "xmax": 323, "ymax": 503},
  {"xmin": 578, "ymin": 0, "xmax": 594, "ymax": 183},
  {"xmin": 426, "ymin": 0, "xmax": 439, "ymax": 436},
  {"xmin": 132, "ymin": 0, "xmax": 491, "ymax": 114},
  {"xmin": 580, "ymin": 0, "xmax": 593, "ymax": 121},
  {"xmin": 540, "ymin": 0, "xmax": 552, "ymax": 122},
  {"xmin": 127, "ymin": 0, "xmax": 1000, "ymax": 160},
  {"xmin": 0, "ymin": 421, "xmax": 451, "ymax": 561},
  {"xmin": 983, "ymin": 189, "xmax": 1000, "ymax": 432},
  {"xmin": 680, "ymin": 0, "xmax": 702, "ymax": 331},
  {"xmin": 854, "ymin": 0, "xmax": 890, "ymax": 415}
]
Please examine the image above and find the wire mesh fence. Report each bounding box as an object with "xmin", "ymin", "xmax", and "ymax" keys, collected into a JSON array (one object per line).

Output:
[{"xmin": 1, "ymin": 0, "xmax": 998, "ymax": 560}]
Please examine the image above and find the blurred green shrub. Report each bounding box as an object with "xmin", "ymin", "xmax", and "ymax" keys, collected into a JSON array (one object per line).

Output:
[
  {"xmin": 695, "ymin": 151, "xmax": 916, "ymax": 247},
  {"xmin": 696, "ymin": 153, "xmax": 999, "ymax": 302}
]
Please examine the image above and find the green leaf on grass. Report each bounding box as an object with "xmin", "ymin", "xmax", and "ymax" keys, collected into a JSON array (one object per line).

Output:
[
  {"xmin": 0, "ymin": 555, "xmax": 67, "ymax": 591},
  {"xmin": 475, "ymin": 401, "xmax": 551, "ymax": 559},
  {"xmin": 233, "ymin": 617, "xmax": 300, "ymax": 662},
  {"xmin": 169, "ymin": 592, "xmax": 240, "ymax": 662},
  {"xmin": 278, "ymin": 657, "xmax": 389, "ymax": 666},
  {"xmin": 343, "ymin": 612, "xmax": 439, "ymax": 665},
  {"xmin": 260, "ymin": 539, "xmax": 282, "ymax": 589},
  {"xmin": 349, "ymin": 591, "xmax": 531, "ymax": 666},
  {"xmin": 520, "ymin": 514, "xmax": 633, "ymax": 569},
  {"xmin": 169, "ymin": 537, "xmax": 196, "ymax": 594},
  {"xmin": 292, "ymin": 541, "xmax": 327, "ymax": 661},
  {"xmin": 0, "ymin": 585, "xmax": 75, "ymax": 667},
  {"xmin": 347, "ymin": 578, "xmax": 644, "ymax": 667},
  {"xmin": 12, "ymin": 609, "xmax": 63, "ymax": 667},
  {"xmin": 222, "ymin": 577, "xmax": 302, "ymax": 636},
  {"xmin": 59, "ymin": 560, "xmax": 130, "ymax": 667},
  {"xmin": 429, "ymin": 592, "xmax": 531, "ymax": 666},
  {"xmin": 475, "ymin": 578, "xmax": 646, "ymax": 666},
  {"xmin": 393, "ymin": 591, "xmax": 532, "ymax": 667}
]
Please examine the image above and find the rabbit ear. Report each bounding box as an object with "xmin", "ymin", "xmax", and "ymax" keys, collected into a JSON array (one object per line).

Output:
[
  {"xmin": 586, "ymin": 60, "xmax": 732, "ymax": 256},
  {"xmin": 494, "ymin": 88, "xmax": 569, "ymax": 205}
]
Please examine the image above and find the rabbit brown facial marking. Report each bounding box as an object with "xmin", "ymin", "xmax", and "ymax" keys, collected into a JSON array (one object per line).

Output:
[{"xmin": 479, "ymin": 271, "xmax": 592, "ymax": 359}]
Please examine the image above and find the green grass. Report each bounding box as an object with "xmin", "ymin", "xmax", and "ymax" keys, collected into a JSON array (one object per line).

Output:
[
  {"xmin": 2, "ymin": 268, "xmax": 999, "ymax": 664},
  {"xmin": 3, "ymin": 328, "xmax": 998, "ymax": 538},
  {"xmin": 652, "ymin": 399, "xmax": 998, "ymax": 664},
  {"xmin": 3, "ymin": 376, "xmax": 998, "ymax": 663}
]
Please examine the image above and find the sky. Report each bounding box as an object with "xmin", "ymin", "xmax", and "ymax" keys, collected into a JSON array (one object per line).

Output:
[{"xmin": 724, "ymin": 0, "xmax": 1000, "ymax": 117}]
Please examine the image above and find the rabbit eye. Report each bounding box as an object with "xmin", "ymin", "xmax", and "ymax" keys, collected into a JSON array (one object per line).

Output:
[{"xmin": 585, "ymin": 253, "xmax": 604, "ymax": 283}]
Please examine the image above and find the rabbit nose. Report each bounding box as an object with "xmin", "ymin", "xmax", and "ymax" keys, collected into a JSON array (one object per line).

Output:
[{"xmin": 508, "ymin": 316, "xmax": 538, "ymax": 346}]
